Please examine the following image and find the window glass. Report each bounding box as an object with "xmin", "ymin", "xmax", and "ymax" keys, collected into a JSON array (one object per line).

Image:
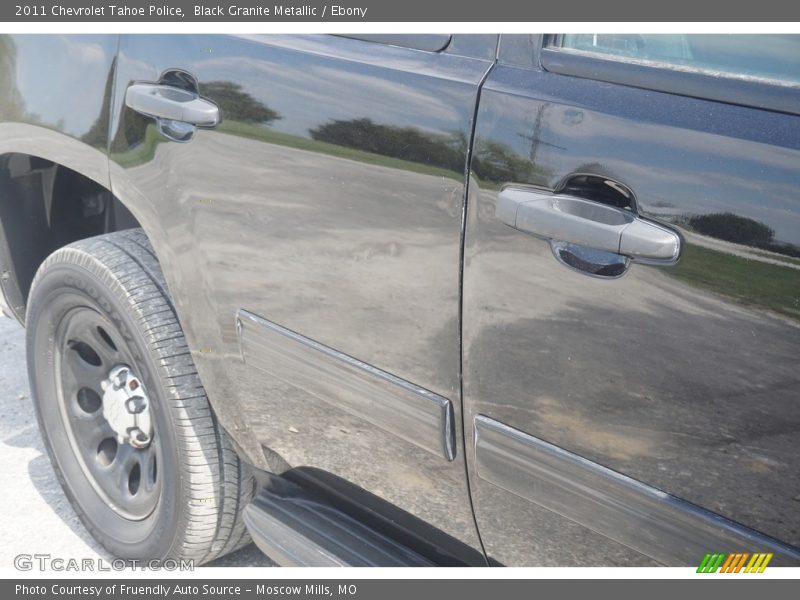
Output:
[{"xmin": 557, "ymin": 35, "xmax": 800, "ymax": 84}]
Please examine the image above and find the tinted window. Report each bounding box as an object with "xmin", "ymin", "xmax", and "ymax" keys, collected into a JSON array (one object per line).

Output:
[{"xmin": 557, "ymin": 34, "xmax": 800, "ymax": 84}]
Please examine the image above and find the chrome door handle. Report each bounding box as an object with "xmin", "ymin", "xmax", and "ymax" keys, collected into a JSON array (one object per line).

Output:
[
  {"xmin": 125, "ymin": 83, "xmax": 220, "ymax": 127},
  {"xmin": 496, "ymin": 187, "xmax": 681, "ymax": 264}
]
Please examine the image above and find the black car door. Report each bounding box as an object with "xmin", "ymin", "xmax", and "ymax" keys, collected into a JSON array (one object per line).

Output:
[
  {"xmin": 463, "ymin": 34, "xmax": 800, "ymax": 566},
  {"xmin": 109, "ymin": 34, "xmax": 496, "ymax": 564}
]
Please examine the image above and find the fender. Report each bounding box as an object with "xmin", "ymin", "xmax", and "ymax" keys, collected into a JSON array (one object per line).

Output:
[
  {"xmin": 0, "ymin": 123, "xmax": 164, "ymax": 324},
  {"xmin": 0, "ymin": 125, "xmax": 106, "ymax": 321}
]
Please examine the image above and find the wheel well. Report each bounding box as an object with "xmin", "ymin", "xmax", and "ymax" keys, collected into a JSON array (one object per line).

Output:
[{"xmin": 0, "ymin": 152, "xmax": 142, "ymax": 322}]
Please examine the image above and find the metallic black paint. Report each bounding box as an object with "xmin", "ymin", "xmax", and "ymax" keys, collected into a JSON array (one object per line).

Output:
[
  {"xmin": 463, "ymin": 36, "xmax": 800, "ymax": 565},
  {"xmin": 236, "ymin": 309, "xmax": 456, "ymax": 461},
  {"xmin": 0, "ymin": 35, "xmax": 118, "ymax": 320},
  {"xmin": 108, "ymin": 33, "xmax": 496, "ymax": 559},
  {"xmin": 475, "ymin": 415, "xmax": 800, "ymax": 566},
  {"xmin": 1, "ymin": 33, "xmax": 798, "ymax": 567}
]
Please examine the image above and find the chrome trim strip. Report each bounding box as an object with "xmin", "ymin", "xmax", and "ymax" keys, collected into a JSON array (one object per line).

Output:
[
  {"xmin": 236, "ymin": 309, "xmax": 455, "ymax": 461},
  {"xmin": 474, "ymin": 415, "xmax": 800, "ymax": 566}
]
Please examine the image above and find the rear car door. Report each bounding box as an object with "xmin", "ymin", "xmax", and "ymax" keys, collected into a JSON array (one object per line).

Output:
[
  {"xmin": 463, "ymin": 34, "xmax": 800, "ymax": 566},
  {"xmin": 109, "ymin": 34, "xmax": 495, "ymax": 564}
]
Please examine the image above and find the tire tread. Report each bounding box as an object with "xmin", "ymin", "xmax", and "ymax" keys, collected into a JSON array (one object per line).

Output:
[{"xmin": 28, "ymin": 228, "xmax": 253, "ymax": 564}]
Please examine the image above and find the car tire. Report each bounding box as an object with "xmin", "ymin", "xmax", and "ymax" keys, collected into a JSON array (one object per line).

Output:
[{"xmin": 25, "ymin": 228, "xmax": 254, "ymax": 564}]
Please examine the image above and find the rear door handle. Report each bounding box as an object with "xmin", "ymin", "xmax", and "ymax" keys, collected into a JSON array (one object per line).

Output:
[
  {"xmin": 125, "ymin": 83, "xmax": 220, "ymax": 127},
  {"xmin": 496, "ymin": 187, "xmax": 681, "ymax": 264}
]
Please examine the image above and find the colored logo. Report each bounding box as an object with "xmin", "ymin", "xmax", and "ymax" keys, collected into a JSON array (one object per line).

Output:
[{"xmin": 697, "ymin": 552, "xmax": 773, "ymax": 573}]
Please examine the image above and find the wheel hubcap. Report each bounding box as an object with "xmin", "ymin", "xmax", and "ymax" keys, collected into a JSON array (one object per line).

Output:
[
  {"xmin": 56, "ymin": 308, "xmax": 160, "ymax": 520},
  {"xmin": 101, "ymin": 365, "xmax": 153, "ymax": 449}
]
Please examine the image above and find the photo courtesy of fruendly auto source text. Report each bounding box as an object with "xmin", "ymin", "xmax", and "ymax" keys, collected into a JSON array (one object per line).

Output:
[{"xmin": 0, "ymin": 0, "xmax": 798, "ymax": 597}]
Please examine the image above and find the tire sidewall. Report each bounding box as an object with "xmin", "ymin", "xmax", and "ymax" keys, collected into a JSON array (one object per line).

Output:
[{"xmin": 27, "ymin": 257, "xmax": 183, "ymax": 559}]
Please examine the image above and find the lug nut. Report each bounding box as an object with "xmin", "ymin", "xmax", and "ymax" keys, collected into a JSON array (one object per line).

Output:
[
  {"xmin": 114, "ymin": 369, "xmax": 128, "ymax": 388},
  {"xmin": 125, "ymin": 396, "xmax": 147, "ymax": 414},
  {"xmin": 128, "ymin": 427, "xmax": 150, "ymax": 448}
]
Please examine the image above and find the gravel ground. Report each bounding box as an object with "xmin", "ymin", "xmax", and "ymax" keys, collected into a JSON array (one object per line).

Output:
[{"xmin": 0, "ymin": 314, "xmax": 272, "ymax": 569}]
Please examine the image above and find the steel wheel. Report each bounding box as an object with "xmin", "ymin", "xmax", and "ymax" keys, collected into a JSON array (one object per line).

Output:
[
  {"xmin": 26, "ymin": 229, "xmax": 253, "ymax": 562},
  {"xmin": 55, "ymin": 307, "xmax": 160, "ymax": 520}
]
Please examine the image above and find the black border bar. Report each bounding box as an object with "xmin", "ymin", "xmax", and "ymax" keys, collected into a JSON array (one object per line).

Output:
[{"xmin": 2, "ymin": 1, "xmax": 800, "ymax": 22}]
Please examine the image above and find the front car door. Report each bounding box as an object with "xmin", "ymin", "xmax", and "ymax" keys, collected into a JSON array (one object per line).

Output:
[
  {"xmin": 464, "ymin": 34, "xmax": 800, "ymax": 566},
  {"xmin": 109, "ymin": 34, "xmax": 496, "ymax": 564}
]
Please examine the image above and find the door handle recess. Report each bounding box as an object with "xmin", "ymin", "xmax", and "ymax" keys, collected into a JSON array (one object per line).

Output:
[
  {"xmin": 496, "ymin": 187, "xmax": 681, "ymax": 264},
  {"xmin": 125, "ymin": 83, "xmax": 220, "ymax": 127}
]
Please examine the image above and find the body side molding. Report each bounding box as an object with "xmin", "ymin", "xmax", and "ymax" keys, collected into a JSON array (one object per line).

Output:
[
  {"xmin": 474, "ymin": 415, "xmax": 800, "ymax": 566},
  {"xmin": 236, "ymin": 309, "xmax": 456, "ymax": 461}
]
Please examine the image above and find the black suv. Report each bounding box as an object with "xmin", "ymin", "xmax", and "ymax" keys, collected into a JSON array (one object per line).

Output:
[{"xmin": 1, "ymin": 34, "xmax": 799, "ymax": 567}]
